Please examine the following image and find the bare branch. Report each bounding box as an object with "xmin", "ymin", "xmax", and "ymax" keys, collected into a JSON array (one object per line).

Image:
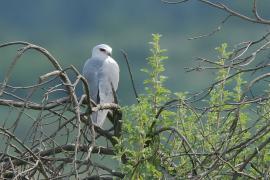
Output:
[{"xmin": 120, "ymin": 49, "xmax": 140, "ymax": 103}]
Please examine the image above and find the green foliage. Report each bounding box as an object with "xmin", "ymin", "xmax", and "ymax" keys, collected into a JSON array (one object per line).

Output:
[
  {"xmin": 141, "ymin": 34, "xmax": 170, "ymax": 111},
  {"xmin": 115, "ymin": 34, "xmax": 172, "ymax": 179},
  {"xmin": 115, "ymin": 36, "xmax": 270, "ymax": 179}
]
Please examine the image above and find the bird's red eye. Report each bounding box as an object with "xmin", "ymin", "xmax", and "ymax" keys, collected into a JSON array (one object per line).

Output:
[{"xmin": 99, "ymin": 48, "xmax": 106, "ymax": 52}]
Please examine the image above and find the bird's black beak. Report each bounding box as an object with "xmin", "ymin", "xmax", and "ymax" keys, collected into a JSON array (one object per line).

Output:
[{"xmin": 107, "ymin": 52, "xmax": 112, "ymax": 57}]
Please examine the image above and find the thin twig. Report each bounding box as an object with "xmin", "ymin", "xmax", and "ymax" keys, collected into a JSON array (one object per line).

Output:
[{"xmin": 120, "ymin": 49, "xmax": 140, "ymax": 103}]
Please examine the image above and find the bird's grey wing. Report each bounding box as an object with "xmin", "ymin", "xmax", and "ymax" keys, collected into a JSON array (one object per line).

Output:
[
  {"xmin": 98, "ymin": 57, "xmax": 119, "ymax": 104},
  {"xmin": 95, "ymin": 58, "xmax": 119, "ymax": 127},
  {"xmin": 82, "ymin": 57, "xmax": 103, "ymax": 103},
  {"xmin": 82, "ymin": 57, "xmax": 104, "ymax": 126}
]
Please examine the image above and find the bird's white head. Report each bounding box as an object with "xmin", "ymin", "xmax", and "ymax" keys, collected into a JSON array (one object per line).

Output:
[{"xmin": 92, "ymin": 44, "xmax": 112, "ymax": 59}]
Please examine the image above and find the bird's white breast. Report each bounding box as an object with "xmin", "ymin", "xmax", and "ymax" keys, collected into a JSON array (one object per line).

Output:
[{"xmin": 102, "ymin": 57, "xmax": 119, "ymax": 90}]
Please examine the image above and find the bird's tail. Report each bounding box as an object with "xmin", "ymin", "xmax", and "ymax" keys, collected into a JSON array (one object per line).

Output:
[{"xmin": 91, "ymin": 110, "xmax": 109, "ymax": 127}]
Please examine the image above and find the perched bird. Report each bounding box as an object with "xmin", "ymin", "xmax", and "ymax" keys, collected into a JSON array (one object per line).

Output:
[{"xmin": 82, "ymin": 44, "xmax": 119, "ymax": 127}]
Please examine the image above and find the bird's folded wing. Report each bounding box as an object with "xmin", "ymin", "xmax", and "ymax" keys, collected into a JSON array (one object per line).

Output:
[{"xmin": 82, "ymin": 58, "xmax": 103, "ymax": 103}]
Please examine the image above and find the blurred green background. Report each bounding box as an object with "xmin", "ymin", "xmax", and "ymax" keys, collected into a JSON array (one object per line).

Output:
[{"xmin": 1, "ymin": 0, "xmax": 270, "ymax": 105}]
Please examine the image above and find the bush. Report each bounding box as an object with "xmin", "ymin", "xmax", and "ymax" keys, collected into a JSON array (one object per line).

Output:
[{"xmin": 116, "ymin": 34, "xmax": 270, "ymax": 179}]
